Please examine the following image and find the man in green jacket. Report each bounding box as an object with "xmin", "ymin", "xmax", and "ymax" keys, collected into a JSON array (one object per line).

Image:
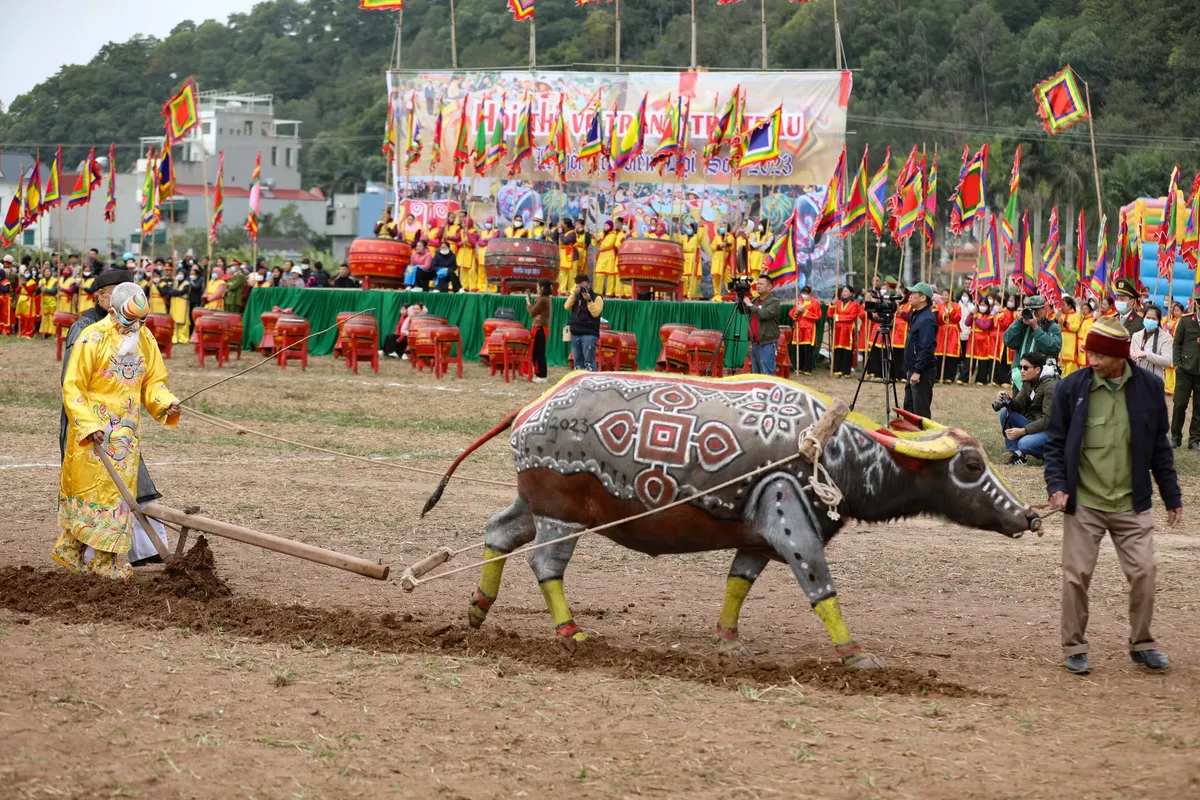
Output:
[
  {"xmin": 1170, "ymin": 291, "xmax": 1200, "ymax": 449},
  {"xmin": 223, "ymin": 264, "xmax": 247, "ymax": 314},
  {"xmin": 744, "ymin": 275, "xmax": 781, "ymax": 375},
  {"xmin": 1002, "ymin": 295, "xmax": 1062, "ymax": 388}
]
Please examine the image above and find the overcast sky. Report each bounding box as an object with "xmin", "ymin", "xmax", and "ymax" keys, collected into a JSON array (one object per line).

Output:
[{"xmin": 1, "ymin": 0, "xmax": 261, "ymax": 109}]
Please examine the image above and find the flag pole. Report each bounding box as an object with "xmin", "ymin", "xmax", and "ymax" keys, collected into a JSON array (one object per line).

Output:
[
  {"xmin": 393, "ymin": 9, "xmax": 404, "ymax": 70},
  {"xmin": 614, "ymin": 0, "xmax": 621, "ymax": 71},
  {"xmin": 449, "ymin": 0, "xmax": 458, "ymax": 69},
  {"xmin": 689, "ymin": 0, "xmax": 697, "ymax": 71},
  {"xmin": 830, "ymin": 239, "xmax": 840, "ymax": 375},
  {"xmin": 863, "ymin": 226, "xmax": 868, "ymax": 294},
  {"xmin": 760, "ymin": 0, "xmax": 768, "ymax": 71},
  {"xmin": 1083, "ymin": 79, "xmax": 1104, "ymax": 217},
  {"xmin": 57, "ymin": 204, "xmax": 63, "ymax": 259},
  {"xmin": 164, "ymin": 138, "xmax": 177, "ymax": 269},
  {"xmin": 529, "ymin": 13, "xmax": 536, "ymax": 70}
]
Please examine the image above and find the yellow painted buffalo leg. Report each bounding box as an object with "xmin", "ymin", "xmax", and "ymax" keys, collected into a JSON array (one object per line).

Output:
[
  {"xmin": 469, "ymin": 498, "xmax": 536, "ymax": 629},
  {"xmin": 539, "ymin": 579, "xmax": 586, "ymax": 642}
]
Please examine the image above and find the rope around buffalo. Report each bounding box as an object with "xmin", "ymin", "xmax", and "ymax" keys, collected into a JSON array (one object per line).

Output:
[
  {"xmin": 181, "ymin": 406, "xmax": 519, "ymax": 489},
  {"xmin": 403, "ymin": 423, "xmax": 845, "ymax": 590}
]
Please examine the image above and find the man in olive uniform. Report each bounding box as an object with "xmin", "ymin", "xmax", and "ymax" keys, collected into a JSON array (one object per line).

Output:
[
  {"xmin": 1112, "ymin": 278, "xmax": 1144, "ymax": 336},
  {"xmin": 224, "ymin": 264, "xmax": 246, "ymax": 315},
  {"xmin": 1170, "ymin": 289, "xmax": 1200, "ymax": 450}
]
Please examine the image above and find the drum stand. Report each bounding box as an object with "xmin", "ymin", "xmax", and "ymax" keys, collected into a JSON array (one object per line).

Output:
[{"xmin": 848, "ymin": 318, "xmax": 901, "ymax": 420}]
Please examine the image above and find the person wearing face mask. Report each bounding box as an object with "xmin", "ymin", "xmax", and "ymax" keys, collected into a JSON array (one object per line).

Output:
[
  {"xmin": 594, "ymin": 221, "xmax": 620, "ymax": 297},
  {"xmin": 993, "ymin": 293, "xmax": 1018, "ymax": 381},
  {"xmin": 747, "ymin": 219, "xmax": 773, "ymax": 281},
  {"xmin": 476, "ymin": 216, "xmax": 500, "ymax": 292},
  {"xmin": 77, "ymin": 263, "xmax": 98, "ymax": 315},
  {"xmin": 1059, "ymin": 297, "xmax": 1083, "ymax": 376},
  {"xmin": 57, "ymin": 281, "xmax": 180, "ymax": 581},
  {"xmin": 680, "ymin": 221, "xmax": 708, "ymax": 300},
  {"xmin": 1164, "ymin": 301, "xmax": 1185, "ymax": 395},
  {"xmin": 163, "ymin": 265, "xmax": 193, "ymax": 344},
  {"xmin": 38, "ymin": 264, "xmax": 60, "ymax": 339},
  {"xmin": 556, "ymin": 217, "xmax": 578, "ymax": 294},
  {"xmin": 1002, "ymin": 295, "xmax": 1062, "ymax": 390},
  {"xmin": 789, "ymin": 285, "xmax": 822, "ymax": 374},
  {"xmin": 1170, "ymin": 291, "xmax": 1200, "ymax": 449},
  {"xmin": 934, "ymin": 288, "xmax": 962, "ymax": 383},
  {"xmin": 1076, "ymin": 300, "xmax": 1096, "ymax": 368},
  {"xmin": 0, "ymin": 260, "xmax": 12, "ymax": 335},
  {"xmin": 432, "ymin": 242, "xmax": 460, "ymax": 292},
  {"xmin": 827, "ymin": 285, "xmax": 860, "ymax": 377},
  {"xmin": 955, "ymin": 290, "xmax": 974, "ymax": 384},
  {"xmin": 1131, "ymin": 305, "xmax": 1172, "ymax": 388},
  {"xmin": 710, "ymin": 220, "xmax": 734, "ymax": 300},
  {"xmin": 504, "ymin": 216, "xmax": 529, "ymax": 239},
  {"xmin": 15, "ymin": 265, "xmax": 38, "ymax": 338},
  {"xmin": 1112, "ymin": 279, "xmax": 1144, "ymax": 336},
  {"xmin": 966, "ymin": 293, "xmax": 998, "ymax": 385}
]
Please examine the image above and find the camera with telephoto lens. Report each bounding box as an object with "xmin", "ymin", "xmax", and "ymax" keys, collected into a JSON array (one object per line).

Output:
[
  {"xmin": 865, "ymin": 292, "xmax": 903, "ymax": 328},
  {"xmin": 992, "ymin": 393, "xmax": 1012, "ymax": 412},
  {"xmin": 729, "ymin": 276, "xmax": 753, "ymax": 314}
]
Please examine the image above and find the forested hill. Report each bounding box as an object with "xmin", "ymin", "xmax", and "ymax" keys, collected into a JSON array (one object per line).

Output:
[{"xmin": 2, "ymin": 0, "xmax": 1197, "ymax": 217}]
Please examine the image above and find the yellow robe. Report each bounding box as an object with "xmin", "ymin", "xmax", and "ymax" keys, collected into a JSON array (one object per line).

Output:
[
  {"xmin": 204, "ymin": 279, "xmax": 226, "ymax": 310},
  {"xmin": 60, "ymin": 318, "xmax": 178, "ymax": 554},
  {"xmin": 147, "ymin": 280, "xmax": 168, "ymax": 315},
  {"xmin": 710, "ymin": 233, "xmax": 735, "ymax": 298},
  {"xmin": 77, "ymin": 277, "xmax": 96, "ymax": 314},
  {"xmin": 748, "ymin": 232, "xmax": 769, "ymax": 280},
  {"xmin": 38, "ymin": 277, "xmax": 59, "ymax": 335},
  {"xmin": 457, "ymin": 233, "xmax": 479, "ymax": 291},
  {"xmin": 503, "ymin": 226, "xmax": 529, "ymax": 239},
  {"xmin": 681, "ymin": 232, "xmax": 708, "ymax": 299},
  {"xmin": 1059, "ymin": 311, "xmax": 1082, "ymax": 375},
  {"xmin": 169, "ymin": 277, "xmax": 191, "ymax": 344},
  {"xmin": 58, "ymin": 276, "xmax": 78, "ymax": 316},
  {"xmin": 595, "ymin": 231, "xmax": 620, "ymax": 296},
  {"xmin": 477, "ymin": 229, "xmax": 500, "ymax": 292}
]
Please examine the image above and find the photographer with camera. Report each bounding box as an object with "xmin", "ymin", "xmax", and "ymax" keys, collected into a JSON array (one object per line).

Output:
[
  {"xmin": 743, "ymin": 275, "xmax": 781, "ymax": 375},
  {"xmin": 1002, "ymin": 295, "xmax": 1062, "ymax": 389},
  {"xmin": 902, "ymin": 282, "xmax": 938, "ymax": 418},
  {"xmin": 995, "ymin": 351, "xmax": 1057, "ymax": 465},
  {"xmin": 566, "ymin": 274, "xmax": 604, "ymax": 371}
]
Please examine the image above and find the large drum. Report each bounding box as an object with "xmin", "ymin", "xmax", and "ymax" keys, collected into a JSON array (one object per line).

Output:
[
  {"xmin": 657, "ymin": 323, "xmax": 696, "ymax": 371},
  {"xmin": 479, "ymin": 318, "xmax": 526, "ymax": 362},
  {"xmin": 145, "ymin": 313, "xmax": 175, "ymax": 349},
  {"xmin": 616, "ymin": 331, "xmax": 639, "ymax": 371},
  {"xmin": 663, "ymin": 329, "xmax": 692, "ymax": 374},
  {"xmin": 686, "ymin": 329, "xmax": 725, "ymax": 377},
  {"xmin": 617, "ymin": 237, "xmax": 685, "ymax": 299},
  {"xmin": 348, "ymin": 238, "xmax": 412, "ymax": 290},
  {"xmin": 484, "ymin": 238, "xmax": 559, "ymax": 295}
]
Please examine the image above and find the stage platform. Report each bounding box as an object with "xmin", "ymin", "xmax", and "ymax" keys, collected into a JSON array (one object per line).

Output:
[{"xmin": 243, "ymin": 288, "xmax": 821, "ymax": 370}]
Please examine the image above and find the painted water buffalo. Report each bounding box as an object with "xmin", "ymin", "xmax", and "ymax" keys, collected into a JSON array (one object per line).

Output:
[{"xmin": 424, "ymin": 373, "xmax": 1041, "ymax": 667}]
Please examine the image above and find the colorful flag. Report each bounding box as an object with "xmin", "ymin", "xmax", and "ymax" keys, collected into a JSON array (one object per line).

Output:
[
  {"xmin": 453, "ymin": 95, "xmax": 471, "ymax": 181},
  {"xmin": 949, "ymin": 144, "xmax": 987, "ymax": 235},
  {"xmin": 163, "ymin": 77, "xmax": 201, "ymax": 145},
  {"xmin": 405, "ymin": 93, "xmax": 422, "ymax": 168},
  {"xmin": 89, "ymin": 152, "xmax": 102, "ymax": 191},
  {"xmin": 359, "ymin": 0, "xmax": 405, "ymax": 8},
  {"xmin": 841, "ymin": 145, "xmax": 869, "ymax": 235},
  {"xmin": 975, "ymin": 213, "xmax": 1001, "ymax": 289},
  {"xmin": 245, "ymin": 150, "xmax": 261, "ymax": 242},
  {"xmin": 649, "ymin": 94, "xmax": 681, "ymax": 172},
  {"xmin": 507, "ymin": 96, "xmax": 533, "ymax": 177},
  {"xmin": 1, "ymin": 175, "xmax": 22, "ymax": 248},
  {"xmin": 674, "ymin": 97, "xmax": 690, "ymax": 180},
  {"xmin": 210, "ymin": 152, "xmax": 224, "ymax": 242},
  {"xmin": 1183, "ymin": 179, "xmax": 1200, "ymax": 270},
  {"xmin": 104, "ymin": 143, "xmax": 117, "ymax": 223},
  {"xmin": 1115, "ymin": 211, "xmax": 1132, "ymax": 283},
  {"xmin": 890, "ymin": 154, "xmax": 925, "ymax": 243},
  {"xmin": 536, "ymin": 96, "xmax": 562, "ymax": 174},
  {"xmin": 42, "ymin": 146, "xmax": 62, "ymax": 212},
  {"xmin": 1158, "ymin": 165, "xmax": 1180, "ymax": 278},
  {"xmin": 484, "ymin": 94, "xmax": 508, "ymax": 173},
  {"xmin": 1001, "ymin": 145, "xmax": 1020, "ymax": 256},
  {"xmin": 737, "ymin": 105, "xmax": 782, "ymax": 171},
  {"xmin": 430, "ymin": 94, "xmax": 445, "ymax": 170},
  {"xmin": 703, "ymin": 89, "xmax": 738, "ymax": 168},
  {"xmin": 158, "ymin": 146, "xmax": 174, "ymax": 200},
  {"xmin": 383, "ymin": 92, "xmax": 397, "ymax": 164},
  {"xmin": 1014, "ymin": 208, "xmax": 1037, "ymax": 294},
  {"xmin": 140, "ymin": 149, "xmax": 160, "ymax": 235},
  {"xmin": 866, "ymin": 146, "xmax": 890, "ymax": 238},
  {"xmin": 1033, "ymin": 67, "xmax": 1089, "ymax": 135},
  {"xmin": 609, "ymin": 92, "xmax": 646, "ymax": 178},
  {"xmin": 577, "ymin": 93, "xmax": 605, "ymax": 166},
  {"xmin": 1076, "ymin": 208, "xmax": 1087, "ymax": 297},
  {"xmin": 1091, "ymin": 214, "xmax": 1110, "ymax": 299},
  {"xmin": 508, "ymin": 0, "xmax": 534, "ymax": 21},
  {"xmin": 923, "ymin": 148, "xmax": 937, "ymax": 248},
  {"xmin": 766, "ymin": 211, "xmax": 800, "ymax": 287},
  {"xmin": 1040, "ymin": 206, "xmax": 1063, "ymax": 308},
  {"xmin": 66, "ymin": 152, "xmax": 91, "ymax": 210},
  {"xmin": 728, "ymin": 89, "xmax": 748, "ymax": 170},
  {"xmin": 812, "ymin": 145, "xmax": 847, "ymax": 239},
  {"xmin": 23, "ymin": 160, "xmax": 41, "ymax": 226}
]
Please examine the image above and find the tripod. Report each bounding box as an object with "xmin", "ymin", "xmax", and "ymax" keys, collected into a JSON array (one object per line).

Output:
[
  {"xmin": 849, "ymin": 317, "xmax": 901, "ymax": 419},
  {"xmin": 707, "ymin": 295, "xmax": 748, "ymax": 376}
]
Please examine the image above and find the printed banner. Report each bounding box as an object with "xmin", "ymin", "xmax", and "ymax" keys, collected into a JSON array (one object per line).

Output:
[{"xmin": 385, "ymin": 69, "xmax": 851, "ymax": 187}]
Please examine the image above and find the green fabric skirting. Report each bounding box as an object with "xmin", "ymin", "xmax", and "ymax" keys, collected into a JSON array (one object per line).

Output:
[{"xmin": 242, "ymin": 287, "xmax": 824, "ymax": 371}]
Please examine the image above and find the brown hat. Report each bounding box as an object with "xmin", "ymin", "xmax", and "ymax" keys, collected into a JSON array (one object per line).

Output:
[{"xmin": 1084, "ymin": 314, "xmax": 1131, "ymax": 359}]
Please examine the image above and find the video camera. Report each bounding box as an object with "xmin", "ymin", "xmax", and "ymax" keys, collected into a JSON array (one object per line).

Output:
[
  {"xmin": 864, "ymin": 292, "xmax": 904, "ymax": 329},
  {"xmin": 729, "ymin": 276, "xmax": 753, "ymax": 314}
]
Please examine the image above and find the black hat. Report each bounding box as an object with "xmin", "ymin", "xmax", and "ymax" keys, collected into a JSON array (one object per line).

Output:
[{"xmin": 93, "ymin": 269, "xmax": 134, "ymax": 290}]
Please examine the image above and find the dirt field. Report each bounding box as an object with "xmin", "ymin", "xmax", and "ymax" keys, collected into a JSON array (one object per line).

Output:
[{"xmin": 2, "ymin": 334, "xmax": 1199, "ymax": 800}]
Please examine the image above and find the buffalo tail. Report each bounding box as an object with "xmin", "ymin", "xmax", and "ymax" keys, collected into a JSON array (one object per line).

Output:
[{"xmin": 420, "ymin": 408, "xmax": 521, "ymax": 517}]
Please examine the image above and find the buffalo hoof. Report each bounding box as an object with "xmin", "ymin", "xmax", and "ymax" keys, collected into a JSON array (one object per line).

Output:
[
  {"xmin": 843, "ymin": 652, "xmax": 886, "ymax": 669},
  {"xmin": 714, "ymin": 635, "xmax": 756, "ymax": 658},
  {"xmin": 557, "ymin": 631, "xmax": 588, "ymax": 654},
  {"xmin": 468, "ymin": 606, "xmax": 488, "ymax": 629}
]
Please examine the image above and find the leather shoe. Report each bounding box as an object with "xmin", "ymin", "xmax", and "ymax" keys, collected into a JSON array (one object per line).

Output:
[
  {"xmin": 1170, "ymin": 437, "xmax": 1182, "ymax": 449},
  {"xmin": 1130, "ymin": 649, "xmax": 1170, "ymax": 671},
  {"xmin": 1064, "ymin": 654, "xmax": 1091, "ymax": 675}
]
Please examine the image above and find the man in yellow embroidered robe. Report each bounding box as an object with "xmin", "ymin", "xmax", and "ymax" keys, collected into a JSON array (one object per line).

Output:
[{"xmin": 56, "ymin": 282, "xmax": 180, "ymax": 581}]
